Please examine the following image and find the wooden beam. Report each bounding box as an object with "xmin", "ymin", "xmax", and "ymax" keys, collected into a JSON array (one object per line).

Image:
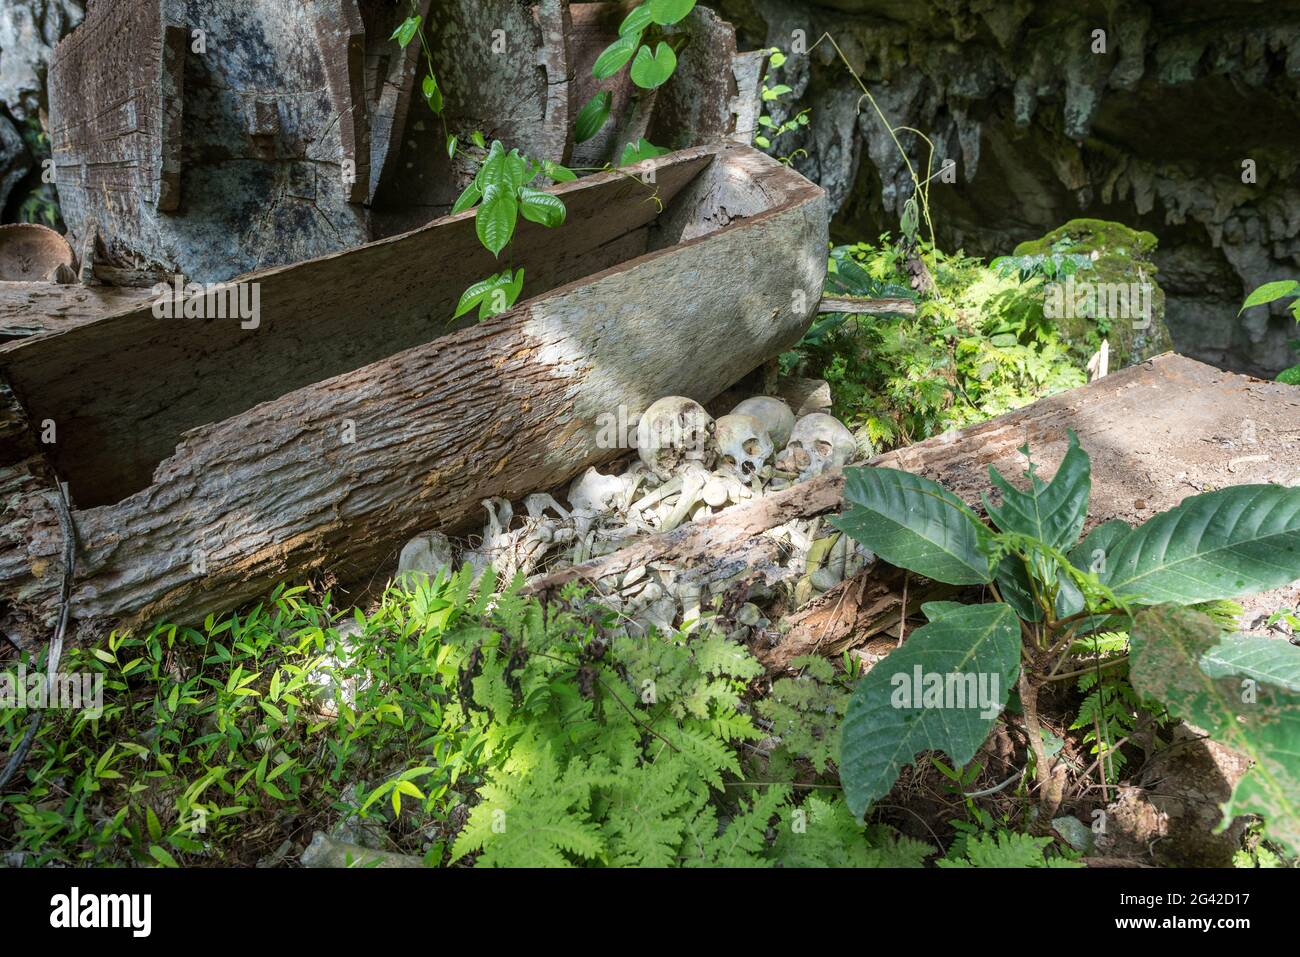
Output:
[{"xmin": 817, "ymin": 295, "xmax": 917, "ymax": 316}]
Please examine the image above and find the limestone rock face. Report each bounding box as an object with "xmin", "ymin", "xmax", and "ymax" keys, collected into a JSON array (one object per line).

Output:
[
  {"xmin": 0, "ymin": 0, "xmax": 83, "ymax": 123},
  {"xmin": 715, "ymin": 0, "xmax": 1300, "ymax": 376}
]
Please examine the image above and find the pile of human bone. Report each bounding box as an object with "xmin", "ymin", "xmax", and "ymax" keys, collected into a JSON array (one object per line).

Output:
[{"xmin": 398, "ymin": 394, "xmax": 874, "ymax": 637}]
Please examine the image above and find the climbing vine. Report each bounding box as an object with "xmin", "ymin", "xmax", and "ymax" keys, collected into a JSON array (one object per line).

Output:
[
  {"xmin": 577, "ymin": 0, "xmax": 698, "ymax": 164},
  {"xmin": 391, "ymin": 4, "xmax": 688, "ymax": 320}
]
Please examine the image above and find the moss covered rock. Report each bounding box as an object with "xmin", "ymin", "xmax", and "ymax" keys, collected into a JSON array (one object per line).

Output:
[{"xmin": 1014, "ymin": 219, "xmax": 1174, "ymax": 367}]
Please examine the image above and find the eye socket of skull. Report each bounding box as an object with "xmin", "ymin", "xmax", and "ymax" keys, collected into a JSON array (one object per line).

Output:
[
  {"xmin": 813, "ymin": 440, "xmax": 833, "ymax": 457},
  {"xmin": 742, "ymin": 438, "xmax": 764, "ymax": 456}
]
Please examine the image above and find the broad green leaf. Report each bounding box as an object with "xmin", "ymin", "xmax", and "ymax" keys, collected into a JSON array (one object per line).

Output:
[
  {"xmin": 390, "ymin": 15, "xmax": 421, "ymax": 49},
  {"xmin": 630, "ymin": 42, "xmax": 677, "ymax": 89},
  {"xmin": 832, "ymin": 466, "xmax": 994, "ymax": 585},
  {"xmin": 450, "ymin": 180, "xmax": 481, "ymax": 215},
  {"xmin": 479, "ymin": 268, "xmax": 525, "ymax": 320},
  {"xmin": 593, "ymin": 32, "xmax": 639, "ymax": 79},
  {"xmin": 541, "ymin": 160, "xmax": 577, "ymax": 183},
  {"xmin": 1201, "ymin": 633, "xmax": 1300, "ymax": 693},
  {"xmin": 1130, "ymin": 605, "xmax": 1300, "ymax": 853},
  {"xmin": 618, "ymin": 137, "xmax": 669, "ymax": 166},
  {"xmin": 476, "ymin": 144, "xmax": 527, "ymax": 195},
  {"xmin": 1278, "ymin": 365, "xmax": 1300, "ymax": 386},
  {"xmin": 993, "ymin": 556, "xmax": 1050, "ymax": 623},
  {"xmin": 985, "ymin": 433, "xmax": 1092, "ymax": 621},
  {"xmin": 452, "ymin": 275, "xmax": 499, "ymax": 320},
  {"xmin": 446, "ymin": 134, "xmax": 457, "ymax": 158},
  {"xmin": 901, "ymin": 198, "xmax": 919, "ymax": 241},
  {"xmin": 457, "ymin": 269, "xmax": 525, "ymax": 322},
  {"xmin": 149, "ymin": 845, "xmax": 180, "ymax": 868},
  {"xmin": 518, "ymin": 187, "xmax": 566, "ymax": 228},
  {"xmin": 574, "ymin": 90, "xmax": 612, "ymax": 144},
  {"xmin": 422, "ymin": 73, "xmax": 442, "ymax": 114},
  {"xmin": 1103, "ymin": 484, "xmax": 1300, "ymax": 604},
  {"xmin": 1239, "ymin": 280, "xmax": 1299, "ymax": 314},
  {"xmin": 649, "ymin": 0, "xmax": 696, "ymax": 25},
  {"xmin": 474, "ymin": 140, "xmax": 505, "ymax": 189},
  {"xmin": 1068, "ymin": 519, "xmax": 1131, "ymax": 576},
  {"xmin": 839, "ymin": 602, "xmax": 1021, "ymax": 818},
  {"xmin": 983, "ymin": 431, "xmax": 1090, "ymax": 550},
  {"xmin": 619, "ymin": 3, "xmax": 655, "ymax": 35},
  {"xmin": 919, "ymin": 601, "xmax": 968, "ymax": 622},
  {"xmin": 475, "ymin": 184, "xmax": 517, "ymax": 256}
]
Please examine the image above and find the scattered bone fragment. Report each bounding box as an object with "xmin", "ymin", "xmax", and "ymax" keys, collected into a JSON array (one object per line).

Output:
[
  {"xmin": 301, "ymin": 832, "xmax": 425, "ymax": 869},
  {"xmin": 567, "ymin": 467, "xmax": 625, "ymax": 517}
]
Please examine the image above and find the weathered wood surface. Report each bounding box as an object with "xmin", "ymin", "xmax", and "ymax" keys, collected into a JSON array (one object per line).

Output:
[
  {"xmin": 817, "ymin": 296, "xmax": 918, "ymax": 316},
  {"xmin": 2, "ymin": 147, "xmax": 718, "ymax": 508},
  {"xmin": 0, "ymin": 284, "xmax": 156, "ymax": 342},
  {"xmin": 0, "ymin": 224, "xmax": 76, "ymax": 282},
  {"xmin": 0, "ymin": 145, "xmax": 827, "ymax": 646},
  {"xmin": 48, "ymin": 0, "xmax": 767, "ymax": 266},
  {"xmin": 49, "ymin": 0, "xmax": 372, "ymax": 284},
  {"xmin": 759, "ymin": 567, "xmax": 954, "ymax": 672},
  {"xmin": 525, "ymin": 354, "xmax": 1300, "ymax": 669},
  {"xmin": 360, "ymin": 0, "xmax": 430, "ymax": 206}
]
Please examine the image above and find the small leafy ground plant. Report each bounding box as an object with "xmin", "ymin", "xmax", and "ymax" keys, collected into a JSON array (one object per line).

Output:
[{"xmin": 833, "ymin": 432, "xmax": 1300, "ymax": 854}]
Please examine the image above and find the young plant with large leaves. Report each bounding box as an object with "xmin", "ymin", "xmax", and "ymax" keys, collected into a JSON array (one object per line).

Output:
[{"xmin": 832, "ymin": 432, "xmax": 1300, "ymax": 849}]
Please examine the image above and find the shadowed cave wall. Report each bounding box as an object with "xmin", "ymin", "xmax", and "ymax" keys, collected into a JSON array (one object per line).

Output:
[{"xmin": 713, "ymin": 0, "xmax": 1300, "ymax": 377}]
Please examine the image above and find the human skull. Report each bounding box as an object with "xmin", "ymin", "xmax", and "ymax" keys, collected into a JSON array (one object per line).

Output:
[
  {"xmin": 776, "ymin": 413, "xmax": 856, "ymax": 481},
  {"xmin": 713, "ymin": 413, "xmax": 774, "ymax": 479},
  {"xmin": 396, "ymin": 531, "xmax": 455, "ymax": 584},
  {"xmin": 636, "ymin": 396, "xmax": 714, "ymax": 477},
  {"xmin": 730, "ymin": 396, "xmax": 796, "ymax": 448}
]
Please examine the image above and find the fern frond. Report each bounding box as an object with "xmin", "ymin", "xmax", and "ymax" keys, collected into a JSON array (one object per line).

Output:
[
  {"xmin": 938, "ymin": 830, "xmax": 1082, "ymax": 868},
  {"xmin": 680, "ymin": 786, "xmax": 789, "ymax": 867},
  {"xmin": 770, "ymin": 794, "xmax": 931, "ymax": 867},
  {"xmin": 451, "ymin": 748, "xmax": 610, "ymax": 867}
]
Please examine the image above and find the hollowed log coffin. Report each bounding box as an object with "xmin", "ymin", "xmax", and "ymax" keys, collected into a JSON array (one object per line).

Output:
[{"xmin": 0, "ymin": 143, "xmax": 827, "ymax": 646}]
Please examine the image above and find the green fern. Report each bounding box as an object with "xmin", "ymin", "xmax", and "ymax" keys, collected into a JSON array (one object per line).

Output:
[
  {"xmin": 770, "ymin": 794, "xmax": 931, "ymax": 867},
  {"xmin": 598, "ymin": 755, "xmax": 700, "ymax": 867},
  {"xmin": 756, "ymin": 655, "xmax": 849, "ymax": 774},
  {"xmin": 451, "ymin": 746, "xmax": 611, "ymax": 867},
  {"xmin": 680, "ymin": 785, "xmax": 790, "ymax": 867},
  {"xmin": 445, "ymin": 588, "xmax": 780, "ymax": 866},
  {"xmin": 939, "ymin": 830, "xmax": 1082, "ymax": 868},
  {"xmin": 1071, "ymin": 670, "xmax": 1139, "ymax": 784}
]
